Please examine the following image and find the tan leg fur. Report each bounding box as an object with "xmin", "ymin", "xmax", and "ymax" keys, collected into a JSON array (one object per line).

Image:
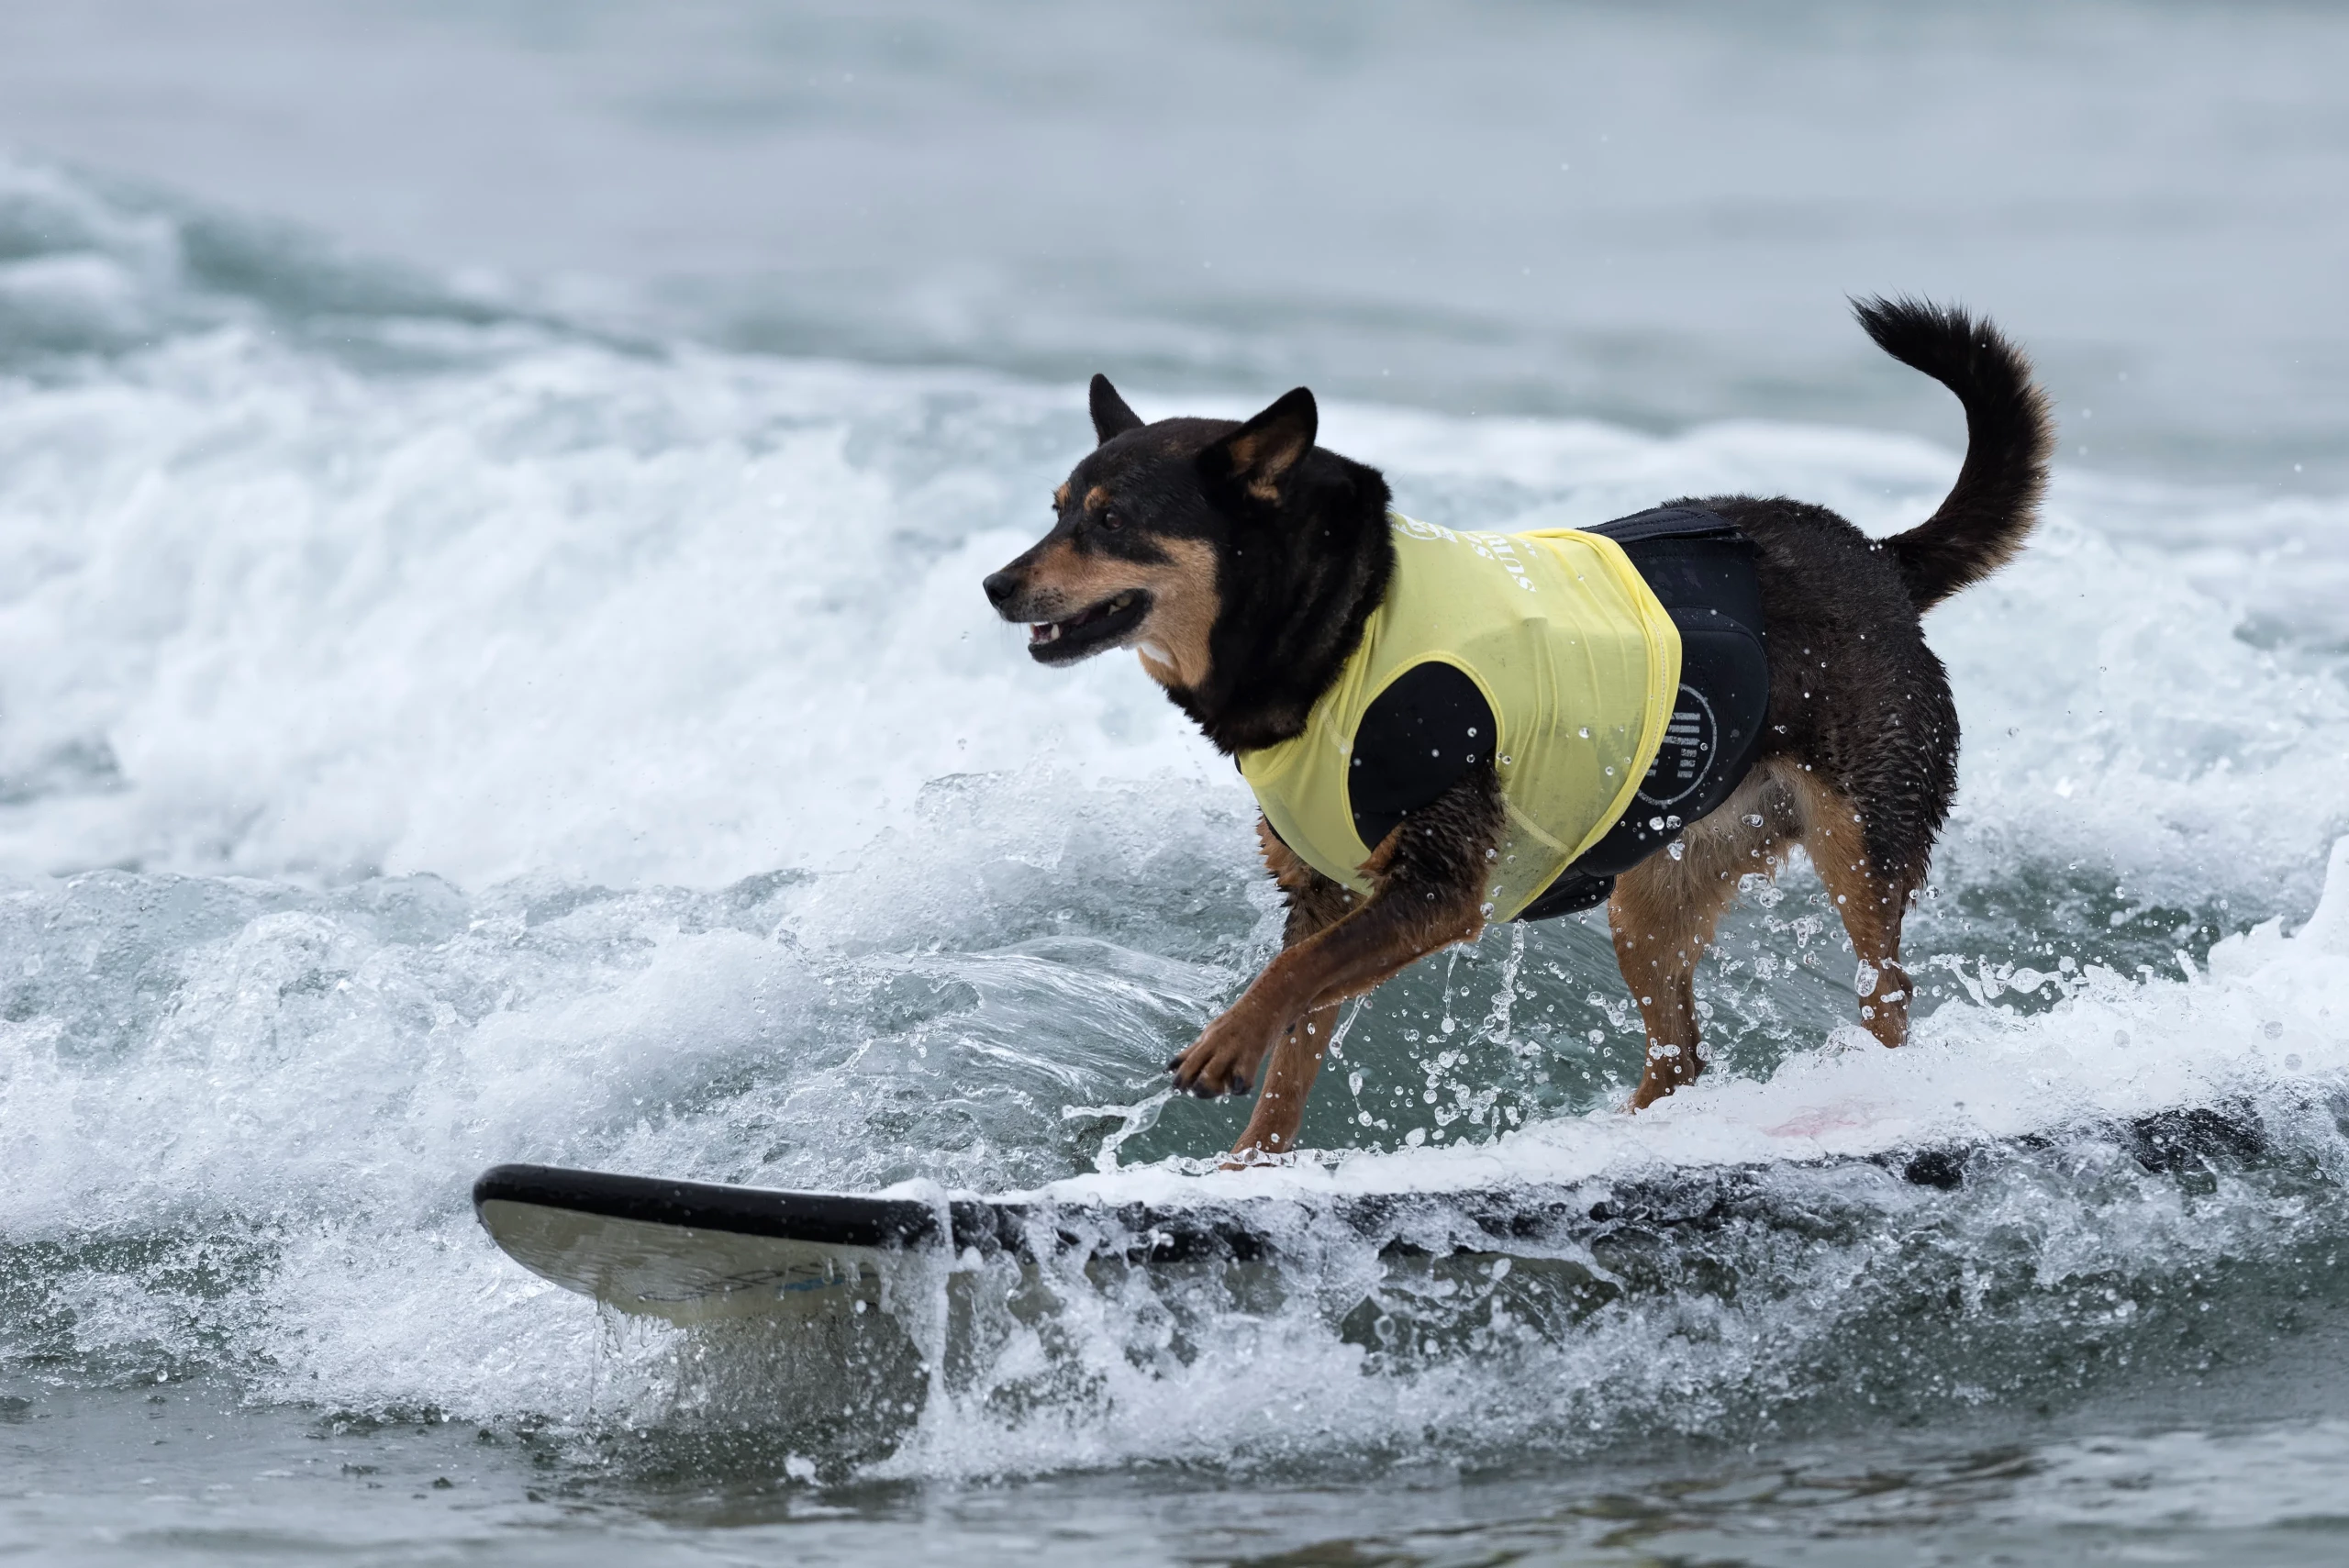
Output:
[{"xmin": 1613, "ymin": 759, "xmax": 1918, "ymax": 1110}]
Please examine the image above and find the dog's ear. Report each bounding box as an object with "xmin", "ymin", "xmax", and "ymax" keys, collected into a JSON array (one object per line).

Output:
[
  {"xmin": 1201, "ymin": 387, "xmax": 1317, "ymax": 503},
  {"xmin": 1089, "ymin": 374, "xmax": 1143, "ymax": 445}
]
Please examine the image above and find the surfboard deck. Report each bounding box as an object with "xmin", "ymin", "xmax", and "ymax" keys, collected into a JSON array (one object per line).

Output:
[{"xmin": 473, "ymin": 1106, "xmax": 2265, "ymax": 1324}]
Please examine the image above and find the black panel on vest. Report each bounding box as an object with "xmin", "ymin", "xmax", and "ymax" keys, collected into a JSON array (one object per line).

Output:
[
  {"xmin": 1346, "ymin": 661, "xmax": 1495, "ymax": 852},
  {"xmin": 1514, "ymin": 506, "xmax": 1771, "ymax": 924}
]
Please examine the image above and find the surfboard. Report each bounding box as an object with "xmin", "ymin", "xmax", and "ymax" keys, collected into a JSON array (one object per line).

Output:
[{"xmin": 473, "ymin": 1105, "xmax": 2262, "ymax": 1324}]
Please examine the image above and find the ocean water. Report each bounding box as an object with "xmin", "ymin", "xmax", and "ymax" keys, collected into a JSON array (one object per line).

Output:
[{"xmin": 3, "ymin": 4, "xmax": 2348, "ymax": 1563}]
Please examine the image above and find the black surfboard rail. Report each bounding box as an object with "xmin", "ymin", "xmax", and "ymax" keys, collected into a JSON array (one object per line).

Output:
[
  {"xmin": 472, "ymin": 1162, "xmax": 1287, "ymax": 1264},
  {"xmin": 473, "ymin": 1101, "xmax": 2270, "ymax": 1279},
  {"xmin": 473, "ymin": 1162, "xmax": 1002, "ymax": 1250}
]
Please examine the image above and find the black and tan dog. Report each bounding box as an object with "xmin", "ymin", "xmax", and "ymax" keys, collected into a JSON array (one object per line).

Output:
[{"xmin": 984, "ymin": 300, "xmax": 2050, "ymax": 1158}]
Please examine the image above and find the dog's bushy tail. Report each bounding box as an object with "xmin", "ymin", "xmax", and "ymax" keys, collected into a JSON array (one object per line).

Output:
[{"xmin": 1857, "ymin": 296, "xmax": 2053, "ymax": 612}]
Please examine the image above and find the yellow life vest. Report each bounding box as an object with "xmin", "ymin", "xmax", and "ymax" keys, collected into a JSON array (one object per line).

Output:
[{"xmin": 1237, "ymin": 514, "xmax": 1682, "ymax": 922}]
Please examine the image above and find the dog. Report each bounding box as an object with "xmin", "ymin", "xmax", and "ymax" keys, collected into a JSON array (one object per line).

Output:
[{"xmin": 983, "ymin": 299, "xmax": 2051, "ymax": 1158}]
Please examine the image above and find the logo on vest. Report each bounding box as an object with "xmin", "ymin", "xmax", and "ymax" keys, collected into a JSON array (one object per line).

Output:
[
  {"xmin": 1392, "ymin": 517, "xmax": 1457, "ymax": 543},
  {"xmin": 1637, "ymin": 684, "xmax": 1716, "ymax": 808},
  {"xmin": 1464, "ymin": 532, "xmax": 1540, "ymax": 593},
  {"xmin": 1390, "ymin": 517, "xmax": 1540, "ymax": 592}
]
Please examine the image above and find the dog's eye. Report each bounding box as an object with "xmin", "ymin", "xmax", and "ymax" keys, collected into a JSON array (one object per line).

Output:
[{"xmin": 1099, "ymin": 509, "xmax": 1124, "ymax": 531}]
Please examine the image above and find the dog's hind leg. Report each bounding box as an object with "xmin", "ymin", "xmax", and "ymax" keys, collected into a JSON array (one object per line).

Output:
[
  {"xmin": 1789, "ymin": 771, "xmax": 1920, "ymax": 1049},
  {"xmin": 1612, "ymin": 766, "xmax": 1798, "ymax": 1110}
]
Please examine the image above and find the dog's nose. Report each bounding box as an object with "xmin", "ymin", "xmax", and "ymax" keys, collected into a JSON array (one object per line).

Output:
[{"xmin": 983, "ymin": 570, "xmax": 1019, "ymax": 608}]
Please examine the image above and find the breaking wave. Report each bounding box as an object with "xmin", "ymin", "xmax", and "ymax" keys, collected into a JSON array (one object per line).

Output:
[{"xmin": 2, "ymin": 152, "xmax": 2346, "ymax": 1485}]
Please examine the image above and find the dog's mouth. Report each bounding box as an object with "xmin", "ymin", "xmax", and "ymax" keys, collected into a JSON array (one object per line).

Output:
[{"xmin": 1028, "ymin": 589, "xmax": 1151, "ymax": 663}]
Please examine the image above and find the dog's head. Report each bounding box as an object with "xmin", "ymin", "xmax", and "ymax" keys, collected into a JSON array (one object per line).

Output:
[{"xmin": 982, "ymin": 376, "xmax": 1322, "ymax": 691}]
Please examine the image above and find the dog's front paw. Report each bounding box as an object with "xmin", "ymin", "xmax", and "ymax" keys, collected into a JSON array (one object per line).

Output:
[{"xmin": 1168, "ymin": 1007, "xmax": 1282, "ymax": 1098}]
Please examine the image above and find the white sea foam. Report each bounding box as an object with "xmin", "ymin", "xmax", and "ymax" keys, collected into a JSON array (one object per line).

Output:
[{"xmin": 7, "ymin": 834, "xmax": 2339, "ymax": 1473}]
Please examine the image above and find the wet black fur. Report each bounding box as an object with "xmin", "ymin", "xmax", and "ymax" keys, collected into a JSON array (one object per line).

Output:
[
  {"xmin": 1858, "ymin": 296, "xmax": 2053, "ymax": 610},
  {"xmin": 1684, "ymin": 297, "xmax": 2051, "ymax": 887},
  {"xmin": 1703, "ymin": 493, "xmax": 1963, "ymax": 888},
  {"xmin": 1001, "ymin": 300, "xmax": 2048, "ymax": 897}
]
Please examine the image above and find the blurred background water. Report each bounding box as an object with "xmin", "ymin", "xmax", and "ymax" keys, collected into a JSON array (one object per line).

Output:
[
  {"xmin": 2, "ymin": 3, "xmax": 2347, "ymax": 1564},
  {"xmin": 7, "ymin": 0, "xmax": 2349, "ymax": 485}
]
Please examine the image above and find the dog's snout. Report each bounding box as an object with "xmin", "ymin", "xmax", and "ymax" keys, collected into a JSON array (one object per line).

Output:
[{"xmin": 983, "ymin": 569, "xmax": 1020, "ymax": 609}]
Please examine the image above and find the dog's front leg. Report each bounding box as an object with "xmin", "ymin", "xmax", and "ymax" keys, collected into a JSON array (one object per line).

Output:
[
  {"xmin": 1228, "ymin": 1003, "xmax": 1344, "ymax": 1161},
  {"xmin": 1171, "ymin": 770, "xmax": 1506, "ymax": 1149},
  {"xmin": 1225, "ymin": 827, "xmax": 1356, "ymax": 1160}
]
